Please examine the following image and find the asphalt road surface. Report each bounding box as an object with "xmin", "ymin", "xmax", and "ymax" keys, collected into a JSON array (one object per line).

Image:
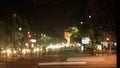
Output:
[{"xmin": 0, "ymin": 54, "xmax": 117, "ymax": 68}]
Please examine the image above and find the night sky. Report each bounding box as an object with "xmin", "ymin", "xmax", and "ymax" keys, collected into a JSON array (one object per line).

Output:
[
  {"xmin": 0, "ymin": 0, "xmax": 116, "ymax": 34},
  {"xmin": 0, "ymin": 0, "xmax": 90, "ymax": 33}
]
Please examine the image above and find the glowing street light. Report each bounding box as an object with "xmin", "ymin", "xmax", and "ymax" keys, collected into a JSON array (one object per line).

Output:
[
  {"xmin": 89, "ymin": 15, "xmax": 91, "ymax": 18},
  {"xmin": 19, "ymin": 27, "xmax": 22, "ymax": 31},
  {"xmin": 28, "ymin": 32, "xmax": 30, "ymax": 34},
  {"xmin": 80, "ymin": 21, "xmax": 83, "ymax": 24}
]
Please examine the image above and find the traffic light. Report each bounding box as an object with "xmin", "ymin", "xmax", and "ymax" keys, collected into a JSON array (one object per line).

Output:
[
  {"xmin": 27, "ymin": 34, "xmax": 32, "ymax": 39},
  {"xmin": 106, "ymin": 37, "xmax": 110, "ymax": 42}
]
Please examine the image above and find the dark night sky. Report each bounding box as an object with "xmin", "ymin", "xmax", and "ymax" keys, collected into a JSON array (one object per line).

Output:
[
  {"xmin": 0, "ymin": 0, "xmax": 89, "ymax": 33},
  {"xmin": 0, "ymin": 0, "xmax": 116, "ymax": 34}
]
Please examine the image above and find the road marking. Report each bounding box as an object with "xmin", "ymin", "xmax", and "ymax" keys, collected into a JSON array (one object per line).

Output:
[{"xmin": 38, "ymin": 62, "xmax": 87, "ymax": 65}]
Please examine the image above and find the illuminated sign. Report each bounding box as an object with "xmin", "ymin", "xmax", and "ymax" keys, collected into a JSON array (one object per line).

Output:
[{"xmin": 82, "ymin": 37, "xmax": 90, "ymax": 44}]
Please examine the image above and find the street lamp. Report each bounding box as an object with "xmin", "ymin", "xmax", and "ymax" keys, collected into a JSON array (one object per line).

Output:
[
  {"xmin": 27, "ymin": 32, "xmax": 30, "ymax": 34},
  {"xmin": 80, "ymin": 21, "xmax": 83, "ymax": 24},
  {"xmin": 18, "ymin": 27, "xmax": 22, "ymax": 57},
  {"xmin": 19, "ymin": 27, "xmax": 22, "ymax": 31},
  {"xmin": 89, "ymin": 15, "xmax": 91, "ymax": 18}
]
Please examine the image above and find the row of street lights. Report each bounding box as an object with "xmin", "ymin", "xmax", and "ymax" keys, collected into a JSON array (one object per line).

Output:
[{"xmin": 80, "ymin": 15, "xmax": 91, "ymax": 24}]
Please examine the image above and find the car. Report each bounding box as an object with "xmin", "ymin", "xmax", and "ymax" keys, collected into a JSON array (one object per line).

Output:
[{"xmin": 83, "ymin": 47, "xmax": 93, "ymax": 54}]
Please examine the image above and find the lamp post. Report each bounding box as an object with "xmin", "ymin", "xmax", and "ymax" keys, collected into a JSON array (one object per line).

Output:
[
  {"xmin": 19, "ymin": 27, "xmax": 23, "ymax": 57},
  {"xmin": 13, "ymin": 13, "xmax": 16, "ymax": 51},
  {"xmin": 88, "ymin": 15, "xmax": 92, "ymax": 30}
]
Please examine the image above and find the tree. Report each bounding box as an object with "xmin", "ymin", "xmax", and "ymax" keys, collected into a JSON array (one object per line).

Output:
[
  {"xmin": 38, "ymin": 33, "xmax": 53, "ymax": 46},
  {"xmin": 0, "ymin": 21, "xmax": 12, "ymax": 48},
  {"xmin": 0, "ymin": 21, "xmax": 6, "ymax": 54},
  {"xmin": 66, "ymin": 26, "xmax": 81, "ymax": 42},
  {"xmin": 88, "ymin": 0, "xmax": 116, "ymax": 41}
]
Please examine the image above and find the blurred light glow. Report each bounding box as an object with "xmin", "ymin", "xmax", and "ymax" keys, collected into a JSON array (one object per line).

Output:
[
  {"xmin": 22, "ymin": 49, "xmax": 30, "ymax": 54},
  {"xmin": 104, "ymin": 42, "xmax": 108, "ymax": 46},
  {"xmin": 46, "ymin": 43, "xmax": 63, "ymax": 50},
  {"xmin": 89, "ymin": 15, "xmax": 91, "ymax": 18},
  {"xmin": 28, "ymin": 34, "xmax": 32, "ymax": 38},
  {"xmin": 14, "ymin": 50, "xmax": 17, "ymax": 54},
  {"xmin": 114, "ymin": 42, "xmax": 117, "ymax": 46},
  {"xmin": 40, "ymin": 48, "xmax": 43, "ymax": 51},
  {"xmin": 25, "ymin": 43, "xmax": 29, "ymax": 47},
  {"xmin": 44, "ymin": 34, "xmax": 46, "ymax": 37},
  {"xmin": 66, "ymin": 43, "xmax": 70, "ymax": 47},
  {"xmin": 106, "ymin": 37, "xmax": 110, "ymax": 41},
  {"xmin": 33, "ymin": 48, "xmax": 39, "ymax": 53},
  {"xmin": 80, "ymin": 21, "xmax": 83, "ymax": 24},
  {"xmin": 76, "ymin": 43, "xmax": 81, "ymax": 47},
  {"xmin": 28, "ymin": 32, "xmax": 30, "ymax": 34},
  {"xmin": 30, "ymin": 39, "xmax": 36, "ymax": 43},
  {"xmin": 41, "ymin": 34, "xmax": 43, "ymax": 36},
  {"xmin": 6, "ymin": 49, "xmax": 12, "ymax": 56},
  {"xmin": 6, "ymin": 49, "xmax": 11, "ymax": 54},
  {"xmin": 19, "ymin": 27, "xmax": 22, "ymax": 31},
  {"xmin": 2, "ymin": 50, "xmax": 6, "ymax": 53},
  {"xmin": 31, "ymin": 44, "xmax": 34, "ymax": 48},
  {"xmin": 81, "ymin": 46, "xmax": 84, "ymax": 51},
  {"xmin": 97, "ymin": 45, "xmax": 102, "ymax": 50}
]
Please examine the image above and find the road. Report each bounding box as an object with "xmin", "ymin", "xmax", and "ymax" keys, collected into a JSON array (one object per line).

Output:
[{"xmin": 0, "ymin": 54, "xmax": 117, "ymax": 68}]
